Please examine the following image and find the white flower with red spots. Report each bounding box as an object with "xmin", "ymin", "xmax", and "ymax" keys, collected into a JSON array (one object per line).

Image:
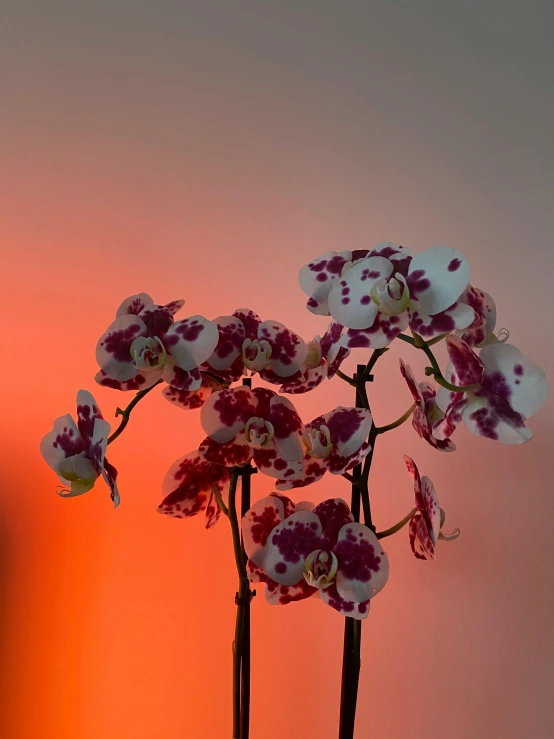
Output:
[
  {"xmin": 434, "ymin": 335, "xmax": 548, "ymax": 444},
  {"xmin": 242, "ymin": 495, "xmax": 389, "ymax": 619},
  {"xmin": 95, "ymin": 292, "xmax": 219, "ymax": 395},
  {"xmin": 399, "ymin": 360, "xmax": 456, "ymax": 452},
  {"xmin": 276, "ymin": 407, "xmax": 373, "ymax": 490},
  {"xmin": 302, "ymin": 243, "xmax": 475, "ymax": 349},
  {"xmin": 40, "ymin": 390, "xmax": 120, "ymax": 506},
  {"xmin": 404, "ymin": 456, "xmax": 459, "ymax": 560},
  {"xmin": 156, "ymin": 451, "xmax": 231, "ymax": 528},
  {"xmin": 457, "ymin": 285, "xmax": 509, "ymax": 348},
  {"xmin": 278, "ymin": 320, "xmax": 350, "ymax": 394},
  {"xmin": 198, "ymin": 386, "xmax": 306, "ymax": 480}
]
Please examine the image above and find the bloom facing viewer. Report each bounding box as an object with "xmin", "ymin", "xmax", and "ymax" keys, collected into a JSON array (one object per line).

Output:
[{"xmin": 242, "ymin": 494, "xmax": 389, "ymax": 619}]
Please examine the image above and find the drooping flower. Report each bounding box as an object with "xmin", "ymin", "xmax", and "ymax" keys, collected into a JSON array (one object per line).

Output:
[
  {"xmin": 198, "ymin": 386, "xmax": 305, "ymax": 480},
  {"xmin": 278, "ymin": 320, "xmax": 350, "ymax": 394},
  {"xmin": 156, "ymin": 451, "xmax": 231, "ymax": 529},
  {"xmin": 399, "ymin": 359, "xmax": 455, "ymax": 451},
  {"xmin": 242, "ymin": 494, "xmax": 389, "ymax": 619},
  {"xmin": 40, "ymin": 390, "xmax": 120, "ymax": 506},
  {"xmin": 404, "ymin": 455, "xmax": 459, "ymax": 560},
  {"xmin": 276, "ymin": 407, "xmax": 372, "ymax": 490},
  {"xmin": 95, "ymin": 292, "xmax": 219, "ymax": 394},
  {"xmin": 456, "ymin": 285, "xmax": 509, "ymax": 348},
  {"xmin": 434, "ymin": 335, "xmax": 548, "ymax": 444},
  {"xmin": 312, "ymin": 243, "xmax": 475, "ymax": 349}
]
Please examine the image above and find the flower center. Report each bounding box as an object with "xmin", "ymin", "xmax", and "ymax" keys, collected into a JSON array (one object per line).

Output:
[
  {"xmin": 304, "ymin": 549, "xmax": 338, "ymax": 589},
  {"xmin": 305, "ymin": 339, "xmax": 323, "ymax": 369},
  {"xmin": 303, "ymin": 425, "xmax": 332, "ymax": 458},
  {"xmin": 130, "ymin": 336, "xmax": 167, "ymax": 370},
  {"xmin": 244, "ymin": 417, "xmax": 275, "ymax": 449},
  {"xmin": 370, "ymin": 274, "xmax": 409, "ymax": 316},
  {"xmin": 242, "ymin": 338, "xmax": 272, "ymax": 372}
]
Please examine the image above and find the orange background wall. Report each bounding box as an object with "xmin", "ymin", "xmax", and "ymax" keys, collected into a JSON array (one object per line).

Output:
[{"xmin": 1, "ymin": 2, "xmax": 553, "ymax": 738}]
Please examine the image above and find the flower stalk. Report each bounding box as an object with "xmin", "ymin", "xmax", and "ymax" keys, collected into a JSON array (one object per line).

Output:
[{"xmin": 107, "ymin": 380, "xmax": 163, "ymax": 445}]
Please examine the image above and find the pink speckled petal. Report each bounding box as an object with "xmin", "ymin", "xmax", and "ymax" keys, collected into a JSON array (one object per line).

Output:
[
  {"xmin": 368, "ymin": 242, "xmax": 412, "ymax": 276},
  {"xmin": 445, "ymin": 335, "xmax": 485, "ymax": 386},
  {"xmin": 40, "ymin": 414, "xmax": 83, "ymax": 477},
  {"xmin": 334, "ymin": 523, "xmax": 389, "ymax": 602},
  {"xmin": 261, "ymin": 510, "xmax": 323, "ymax": 586},
  {"xmin": 421, "ymin": 475, "xmax": 441, "ymax": 547},
  {"xmin": 404, "ymin": 455, "xmax": 425, "ymax": 509},
  {"xmin": 252, "ymin": 446, "xmax": 304, "ymax": 481},
  {"xmin": 274, "ymin": 458, "xmax": 328, "ymax": 491},
  {"xmin": 232, "ymin": 308, "xmax": 261, "ymax": 341},
  {"xmin": 116, "ymin": 293, "xmax": 154, "ymax": 317},
  {"xmin": 200, "ymin": 386, "xmax": 256, "ymax": 443},
  {"xmin": 94, "ymin": 369, "xmax": 161, "ymax": 392},
  {"xmin": 207, "ymin": 315, "xmax": 246, "ymax": 371},
  {"xmin": 162, "ymin": 381, "xmax": 213, "ymax": 411},
  {"xmin": 102, "ymin": 457, "xmax": 120, "ymax": 507},
  {"xmin": 313, "ymin": 498, "xmax": 354, "ymax": 549},
  {"xmin": 409, "ymin": 513, "xmax": 431, "ymax": 560},
  {"xmin": 400, "ymin": 359, "xmax": 424, "ymax": 406},
  {"xmin": 164, "ymin": 315, "xmax": 219, "ymax": 371},
  {"xmin": 458, "ymin": 285, "xmax": 496, "ymax": 347},
  {"xmin": 198, "ymin": 435, "xmax": 252, "ymax": 467},
  {"xmin": 242, "ymin": 494, "xmax": 286, "ymax": 565},
  {"xmin": 269, "ymin": 395, "xmax": 305, "ymax": 461},
  {"xmin": 161, "ymin": 358, "xmax": 201, "ymax": 391},
  {"xmin": 327, "ymin": 439, "xmax": 371, "ymax": 475},
  {"xmin": 157, "ymin": 451, "xmax": 229, "ymax": 521},
  {"xmin": 407, "ymin": 246, "xmax": 470, "ymax": 316},
  {"xmin": 279, "ymin": 364, "xmax": 327, "ymax": 394},
  {"xmin": 264, "ymin": 577, "xmax": 317, "ymax": 605},
  {"xmin": 461, "ymin": 395, "xmax": 532, "ymax": 444},
  {"xmin": 75, "ymin": 390, "xmax": 104, "ymax": 453},
  {"xmin": 96, "ymin": 314, "xmax": 147, "ymax": 382},
  {"xmin": 328, "ymin": 257, "xmax": 392, "ymax": 329},
  {"xmin": 164, "ymin": 299, "xmax": 185, "ymax": 316},
  {"xmin": 258, "ymin": 320, "xmax": 308, "ymax": 378},
  {"xmin": 340, "ymin": 311, "xmax": 408, "ymax": 350}
]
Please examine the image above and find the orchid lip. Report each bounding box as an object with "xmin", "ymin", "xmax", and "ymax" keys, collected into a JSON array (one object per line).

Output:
[
  {"xmin": 303, "ymin": 549, "xmax": 338, "ymax": 589},
  {"xmin": 242, "ymin": 338, "xmax": 272, "ymax": 372},
  {"xmin": 130, "ymin": 336, "xmax": 167, "ymax": 370},
  {"xmin": 305, "ymin": 339, "xmax": 323, "ymax": 369},
  {"xmin": 303, "ymin": 425, "xmax": 332, "ymax": 458},
  {"xmin": 245, "ymin": 417, "xmax": 275, "ymax": 449}
]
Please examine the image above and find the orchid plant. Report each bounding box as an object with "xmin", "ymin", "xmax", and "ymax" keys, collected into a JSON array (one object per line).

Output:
[{"xmin": 41, "ymin": 243, "xmax": 548, "ymax": 739}]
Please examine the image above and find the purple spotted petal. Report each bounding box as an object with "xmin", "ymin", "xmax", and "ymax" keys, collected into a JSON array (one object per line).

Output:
[
  {"xmin": 258, "ymin": 321, "xmax": 308, "ymax": 378},
  {"xmin": 265, "ymin": 577, "xmax": 317, "ymax": 605},
  {"xmin": 207, "ymin": 315, "xmax": 245, "ymax": 371},
  {"xmin": 340, "ymin": 311, "xmax": 408, "ymax": 350},
  {"xmin": 408, "ymin": 300, "xmax": 475, "ymax": 340},
  {"xmin": 328, "ymin": 257, "xmax": 393, "ymax": 329},
  {"xmin": 409, "ymin": 513, "xmax": 432, "ymax": 560},
  {"xmin": 327, "ymin": 439, "xmax": 371, "ymax": 475},
  {"xmin": 400, "ymin": 360, "xmax": 424, "ymax": 406},
  {"xmin": 421, "ymin": 475, "xmax": 441, "ymax": 548},
  {"xmin": 334, "ymin": 523, "xmax": 389, "ymax": 603},
  {"xmin": 162, "ymin": 380, "xmax": 213, "ymax": 411},
  {"xmin": 268, "ymin": 395, "xmax": 304, "ymax": 462},
  {"xmin": 96, "ymin": 314, "xmax": 147, "ymax": 382},
  {"xmin": 319, "ymin": 582, "xmax": 371, "ymax": 619},
  {"xmin": 116, "ymin": 293, "xmax": 154, "ymax": 317},
  {"xmin": 298, "ymin": 251, "xmax": 353, "ymax": 309},
  {"xmin": 161, "ymin": 358, "xmax": 202, "ymax": 391},
  {"xmin": 164, "ymin": 299, "xmax": 185, "ymax": 316},
  {"xmin": 242, "ymin": 494, "xmax": 286, "ymax": 565},
  {"xmin": 274, "ymin": 458, "xmax": 328, "ymax": 491},
  {"xmin": 261, "ymin": 510, "xmax": 322, "ymax": 586},
  {"xmin": 313, "ymin": 498, "xmax": 354, "ymax": 549},
  {"xmin": 75, "ymin": 390, "xmax": 104, "ymax": 454},
  {"xmin": 102, "ymin": 457, "xmax": 120, "ymax": 507},
  {"xmin": 458, "ymin": 285, "xmax": 496, "ymax": 347},
  {"xmin": 201, "ymin": 386, "xmax": 256, "ymax": 443},
  {"xmin": 279, "ymin": 364, "xmax": 327, "ymax": 394},
  {"xmin": 95, "ymin": 369, "xmax": 160, "ymax": 392},
  {"xmin": 233, "ymin": 308, "xmax": 261, "ymax": 341},
  {"xmin": 445, "ymin": 335, "xmax": 485, "ymax": 386},
  {"xmin": 407, "ymin": 246, "xmax": 470, "ymax": 316},
  {"xmin": 368, "ymin": 242, "xmax": 412, "ymax": 277},
  {"xmin": 157, "ymin": 451, "xmax": 230, "ymax": 522},
  {"xmin": 325, "ymin": 406, "xmax": 372, "ymax": 458},
  {"xmin": 40, "ymin": 413, "xmax": 83, "ymax": 477},
  {"xmin": 198, "ymin": 435, "xmax": 252, "ymax": 467},
  {"xmin": 138, "ymin": 304, "xmax": 174, "ymax": 337},
  {"xmin": 164, "ymin": 315, "xmax": 219, "ymax": 371},
  {"xmin": 252, "ymin": 446, "xmax": 304, "ymax": 481}
]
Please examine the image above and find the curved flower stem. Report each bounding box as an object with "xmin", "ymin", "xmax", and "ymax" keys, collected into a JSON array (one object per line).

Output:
[
  {"xmin": 203, "ymin": 369, "xmax": 230, "ymax": 387},
  {"xmin": 336, "ymin": 369, "xmax": 358, "ymax": 388},
  {"xmin": 397, "ymin": 333, "xmax": 479, "ymax": 394},
  {"xmin": 374, "ymin": 403, "xmax": 417, "ymax": 435},
  {"xmin": 212, "ymin": 485, "xmax": 229, "ymax": 517},
  {"xmin": 106, "ymin": 380, "xmax": 163, "ymax": 445},
  {"xmin": 376, "ymin": 508, "xmax": 418, "ymax": 539}
]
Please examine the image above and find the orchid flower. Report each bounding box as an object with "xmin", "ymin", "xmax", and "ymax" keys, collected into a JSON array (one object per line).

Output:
[
  {"xmin": 399, "ymin": 359, "xmax": 455, "ymax": 451},
  {"xmin": 301, "ymin": 243, "xmax": 475, "ymax": 349},
  {"xmin": 95, "ymin": 292, "xmax": 219, "ymax": 394},
  {"xmin": 198, "ymin": 386, "xmax": 305, "ymax": 480},
  {"xmin": 404, "ymin": 455, "xmax": 459, "ymax": 560},
  {"xmin": 157, "ymin": 451, "xmax": 231, "ymax": 529},
  {"xmin": 278, "ymin": 320, "xmax": 350, "ymax": 394},
  {"xmin": 40, "ymin": 390, "xmax": 120, "ymax": 506},
  {"xmin": 457, "ymin": 285, "xmax": 508, "ymax": 348},
  {"xmin": 242, "ymin": 494, "xmax": 389, "ymax": 619},
  {"xmin": 434, "ymin": 335, "xmax": 548, "ymax": 444},
  {"xmin": 276, "ymin": 407, "xmax": 372, "ymax": 490}
]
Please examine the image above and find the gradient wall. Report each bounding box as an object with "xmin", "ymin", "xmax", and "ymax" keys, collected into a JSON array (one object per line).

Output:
[{"xmin": 1, "ymin": 1, "xmax": 553, "ymax": 737}]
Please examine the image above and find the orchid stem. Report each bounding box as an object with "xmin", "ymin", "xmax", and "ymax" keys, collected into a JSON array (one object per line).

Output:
[
  {"xmin": 376, "ymin": 508, "xmax": 417, "ymax": 539},
  {"xmin": 374, "ymin": 403, "xmax": 417, "ymax": 434},
  {"xmin": 106, "ymin": 380, "xmax": 163, "ymax": 445},
  {"xmin": 212, "ymin": 486, "xmax": 229, "ymax": 517},
  {"xmin": 397, "ymin": 333, "xmax": 477, "ymax": 394},
  {"xmin": 336, "ymin": 369, "xmax": 358, "ymax": 388}
]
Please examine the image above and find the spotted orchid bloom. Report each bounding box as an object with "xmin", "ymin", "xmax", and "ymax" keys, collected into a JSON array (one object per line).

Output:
[
  {"xmin": 156, "ymin": 451, "xmax": 231, "ymax": 529},
  {"xmin": 40, "ymin": 390, "xmax": 120, "ymax": 506},
  {"xmin": 198, "ymin": 386, "xmax": 305, "ymax": 480},
  {"xmin": 434, "ymin": 335, "xmax": 548, "ymax": 444},
  {"xmin": 404, "ymin": 456, "xmax": 459, "ymax": 560},
  {"xmin": 276, "ymin": 407, "xmax": 372, "ymax": 490},
  {"xmin": 279, "ymin": 321, "xmax": 350, "ymax": 394},
  {"xmin": 399, "ymin": 360, "xmax": 455, "ymax": 452},
  {"xmin": 312, "ymin": 243, "xmax": 475, "ymax": 350},
  {"xmin": 457, "ymin": 285, "xmax": 509, "ymax": 348},
  {"xmin": 242, "ymin": 495, "xmax": 389, "ymax": 619},
  {"xmin": 95, "ymin": 292, "xmax": 219, "ymax": 394}
]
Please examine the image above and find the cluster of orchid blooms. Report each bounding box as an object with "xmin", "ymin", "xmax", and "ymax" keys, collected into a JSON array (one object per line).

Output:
[{"xmin": 41, "ymin": 243, "xmax": 548, "ymax": 622}]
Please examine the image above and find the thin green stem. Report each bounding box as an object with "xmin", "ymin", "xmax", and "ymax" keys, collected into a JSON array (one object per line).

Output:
[
  {"xmin": 398, "ymin": 332, "xmax": 478, "ymax": 394},
  {"xmin": 376, "ymin": 508, "xmax": 418, "ymax": 539},
  {"xmin": 212, "ymin": 485, "xmax": 229, "ymax": 517},
  {"xmin": 106, "ymin": 380, "xmax": 162, "ymax": 445},
  {"xmin": 336, "ymin": 369, "xmax": 358, "ymax": 388},
  {"xmin": 374, "ymin": 403, "xmax": 417, "ymax": 434},
  {"xmin": 429, "ymin": 372, "xmax": 480, "ymax": 394},
  {"xmin": 363, "ymin": 347, "xmax": 388, "ymax": 379}
]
